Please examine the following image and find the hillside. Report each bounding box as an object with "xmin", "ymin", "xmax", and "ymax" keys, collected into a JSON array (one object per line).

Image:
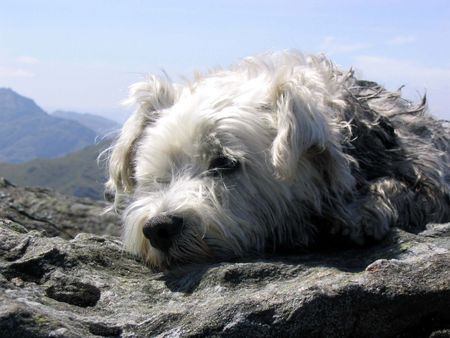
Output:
[
  {"xmin": 0, "ymin": 88, "xmax": 97, "ymax": 163},
  {"xmin": 52, "ymin": 110, "xmax": 120, "ymax": 137},
  {"xmin": 0, "ymin": 87, "xmax": 47, "ymax": 119},
  {"xmin": 0, "ymin": 141, "xmax": 111, "ymax": 200}
]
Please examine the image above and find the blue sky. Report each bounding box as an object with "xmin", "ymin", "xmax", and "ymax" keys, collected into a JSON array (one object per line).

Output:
[{"xmin": 1, "ymin": 0, "xmax": 449, "ymax": 121}]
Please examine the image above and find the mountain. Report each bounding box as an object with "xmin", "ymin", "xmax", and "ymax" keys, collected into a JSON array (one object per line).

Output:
[
  {"xmin": 52, "ymin": 110, "xmax": 120, "ymax": 137},
  {"xmin": 0, "ymin": 88, "xmax": 97, "ymax": 163},
  {"xmin": 0, "ymin": 87, "xmax": 47, "ymax": 119},
  {"xmin": 0, "ymin": 140, "xmax": 111, "ymax": 200}
]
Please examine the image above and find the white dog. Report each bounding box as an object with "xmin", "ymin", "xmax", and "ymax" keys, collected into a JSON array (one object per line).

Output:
[{"xmin": 106, "ymin": 51, "xmax": 449, "ymax": 269}]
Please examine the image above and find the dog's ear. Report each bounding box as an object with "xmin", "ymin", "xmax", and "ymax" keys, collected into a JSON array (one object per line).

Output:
[
  {"xmin": 271, "ymin": 80, "xmax": 335, "ymax": 180},
  {"xmin": 107, "ymin": 76, "xmax": 178, "ymax": 195}
]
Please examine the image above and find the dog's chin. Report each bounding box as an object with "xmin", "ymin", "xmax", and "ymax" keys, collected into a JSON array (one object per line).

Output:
[
  {"xmin": 144, "ymin": 234, "xmax": 241, "ymax": 270},
  {"xmin": 143, "ymin": 238, "xmax": 213, "ymax": 270}
]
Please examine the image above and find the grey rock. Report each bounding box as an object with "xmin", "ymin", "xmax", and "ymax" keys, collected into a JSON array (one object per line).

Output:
[
  {"xmin": 0, "ymin": 211, "xmax": 449, "ymax": 337},
  {"xmin": 0, "ymin": 181, "xmax": 120, "ymax": 238},
  {"xmin": 0, "ymin": 178, "xmax": 448, "ymax": 337},
  {"xmin": 46, "ymin": 277, "xmax": 101, "ymax": 307}
]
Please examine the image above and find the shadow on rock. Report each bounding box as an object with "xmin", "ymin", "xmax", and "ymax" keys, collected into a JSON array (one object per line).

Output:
[{"xmin": 161, "ymin": 227, "xmax": 414, "ymax": 294}]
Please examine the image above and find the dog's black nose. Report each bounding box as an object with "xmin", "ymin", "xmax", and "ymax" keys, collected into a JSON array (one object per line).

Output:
[{"xmin": 142, "ymin": 215, "xmax": 183, "ymax": 252}]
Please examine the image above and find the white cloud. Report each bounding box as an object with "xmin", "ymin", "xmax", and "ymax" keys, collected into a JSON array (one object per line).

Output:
[
  {"xmin": 321, "ymin": 36, "xmax": 372, "ymax": 55},
  {"xmin": 387, "ymin": 35, "xmax": 416, "ymax": 46},
  {"xmin": 0, "ymin": 67, "xmax": 35, "ymax": 78},
  {"xmin": 0, "ymin": 55, "xmax": 38, "ymax": 79},
  {"xmin": 16, "ymin": 56, "xmax": 39, "ymax": 64}
]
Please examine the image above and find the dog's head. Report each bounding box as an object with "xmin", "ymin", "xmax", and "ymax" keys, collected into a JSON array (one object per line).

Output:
[{"xmin": 107, "ymin": 51, "xmax": 354, "ymax": 269}]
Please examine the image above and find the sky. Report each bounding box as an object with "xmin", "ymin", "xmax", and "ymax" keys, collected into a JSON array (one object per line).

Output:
[{"xmin": 0, "ymin": 0, "xmax": 449, "ymax": 122}]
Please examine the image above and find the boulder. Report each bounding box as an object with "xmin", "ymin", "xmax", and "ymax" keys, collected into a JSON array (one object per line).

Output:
[
  {"xmin": 0, "ymin": 177, "xmax": 120, "ymax": 238},
  {"xmin": 0, "ymin": 214, "xmax": 449, "ymax": 337},
  {"xmin": 0, "ymin": 178, "xmax": 449, "ymax": 337}
]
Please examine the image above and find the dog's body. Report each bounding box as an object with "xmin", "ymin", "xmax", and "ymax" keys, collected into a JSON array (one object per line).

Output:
[{"xmin": 106, "ymin": 51, "xmax": 450, "ymax": 268}]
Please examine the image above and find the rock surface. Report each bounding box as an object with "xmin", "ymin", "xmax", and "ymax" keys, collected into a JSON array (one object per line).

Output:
[
  {"xmin": 0, "ymin": 180, "xmax": 449, "ymax": 337},
  {"xmin": 0, "ymin": 177, "xmax": 120, "ymax": 238}
]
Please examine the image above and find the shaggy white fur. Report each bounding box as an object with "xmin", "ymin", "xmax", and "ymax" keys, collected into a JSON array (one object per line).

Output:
[{"xmin": 106, "ymin": 51, "xmax": 449, "ymax": 269}]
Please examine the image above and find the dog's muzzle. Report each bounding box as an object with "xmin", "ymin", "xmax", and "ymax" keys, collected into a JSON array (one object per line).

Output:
[{"xmin": 142, "ymin": 215, "xmax": 184, "ymax": 252}]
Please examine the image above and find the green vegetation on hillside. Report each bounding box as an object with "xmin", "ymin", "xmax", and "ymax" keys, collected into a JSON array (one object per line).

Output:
[{"xmin": 0, "ymin": 141, "xmax": 111, "ymax": 200}]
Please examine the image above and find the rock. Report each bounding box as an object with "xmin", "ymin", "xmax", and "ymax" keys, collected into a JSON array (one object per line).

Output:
[
  {"xmin": 46, "ymin": 277, "xmax": 101, "ymax": 307},
  {"xmin": 0, "ymin": 178, "xmax": 15, "ymax": 188},
  {"xmin": 0, "ymin": 213, "xmax": 449, "ymax": 337},
  {"xmin": 0, "ymin": 179, "xmax": 120, "ymax": 238}
]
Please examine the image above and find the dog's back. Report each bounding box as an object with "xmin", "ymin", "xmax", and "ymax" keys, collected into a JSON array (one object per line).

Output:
[{"xmin": 340, "ymin": 79, "xmax": 450, "ymax": 232}]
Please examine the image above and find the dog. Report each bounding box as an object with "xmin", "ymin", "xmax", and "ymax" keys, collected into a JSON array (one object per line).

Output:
[{"xmin": 105, "ymin": 51, "xmax": 450, "ymax": 269}]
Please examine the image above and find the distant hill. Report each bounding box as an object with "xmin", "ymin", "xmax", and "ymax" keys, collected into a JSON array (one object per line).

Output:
[
  {"xmin": 0, "ymin": 140, "xmax": 111, "ymax": 200},
  {"xmin": 0, "ymin": 88, "xmax": 97, "ymax": 163},
  {"xmin": 0, "ymin": 87, "xmax": 47, "ymax": 119},
  {"xmin": 52, "ymin": 110, "xmax": 120, "ymax": 137}
]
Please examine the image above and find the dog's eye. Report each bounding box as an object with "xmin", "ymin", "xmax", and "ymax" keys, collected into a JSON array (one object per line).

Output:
[
  {"xmin": 208, "ymin": 156, "xmax": 240, "ymax": 176},
  {"xmin": 155, "ymin": 177, "xmax": 170, "ymax": 184}
]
